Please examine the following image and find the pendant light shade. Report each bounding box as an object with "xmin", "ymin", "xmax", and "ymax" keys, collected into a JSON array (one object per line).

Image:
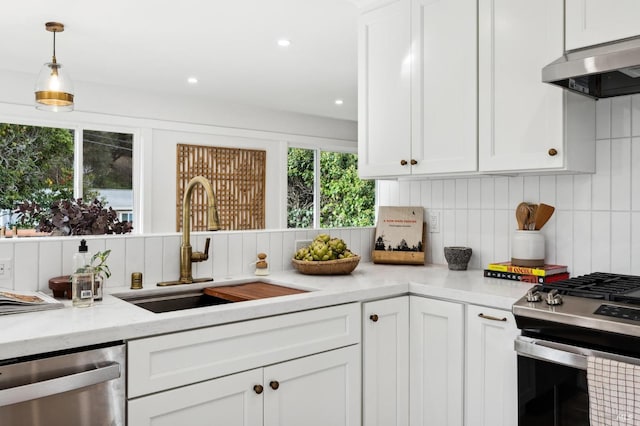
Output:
[{"xmin": 35, "ymin": 22, "xmax": 74, "ymax": 112}]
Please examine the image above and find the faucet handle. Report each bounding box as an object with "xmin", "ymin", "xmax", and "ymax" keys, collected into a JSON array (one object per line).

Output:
[{"xmin": 191, "ymin": 237, "xmax": 211, "ymax": 262}]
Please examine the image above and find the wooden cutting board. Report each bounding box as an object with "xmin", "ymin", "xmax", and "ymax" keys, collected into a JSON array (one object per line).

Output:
[{"xmin": 204, "ymin": 282, "xmax": 308, "ymax": 302}]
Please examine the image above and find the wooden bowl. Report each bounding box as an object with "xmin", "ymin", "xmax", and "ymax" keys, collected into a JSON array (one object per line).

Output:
[{"xmin": 291, "ymin": 255, "xmax": 360, "ymax": 275}]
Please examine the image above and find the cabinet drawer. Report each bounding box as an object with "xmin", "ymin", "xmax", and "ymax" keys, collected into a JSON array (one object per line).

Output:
[{"xmin": 128, "ymin": 303, "xmax": 360, "ymax": 397}]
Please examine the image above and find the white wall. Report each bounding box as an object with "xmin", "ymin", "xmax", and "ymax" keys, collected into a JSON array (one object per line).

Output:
[{"xmin": 380, "ymin": 95, "xmax": 640, "ymax": 277}]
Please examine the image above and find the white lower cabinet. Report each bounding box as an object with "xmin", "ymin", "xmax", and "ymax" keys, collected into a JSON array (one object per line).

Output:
[
  {"xmin": 362, "ymin": 296, "xmax": 520, "ymax": 426},
  {"xmin": 129, "ymin": 345, "xmax": 360, "ymax": 426},
  {"xmin": 410, "ymin": 296, "xmax": 464, "ymax": 426},
  {"xmin": 127, "ymin": 304, "xmax": 361, "ymax": 426},
  {"xmin": 362, "ymin": 297, "xmax": 410, "ymax": 426},
  {"xmin": 465, "ymin": 305, "xmax": 519, "ymax": 426}
]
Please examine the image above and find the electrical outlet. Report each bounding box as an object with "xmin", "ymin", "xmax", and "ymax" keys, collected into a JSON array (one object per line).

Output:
[
  {"xmin": 0, "ymin": 258, "xmax": 12, "ymax": 280},
  {"xmin": 295, "ymin": 239, "xmax": 313, "ymax": 251},
  {"xmin": 429, "ymin": 212, "xmax": 440, "ymax": 233}
]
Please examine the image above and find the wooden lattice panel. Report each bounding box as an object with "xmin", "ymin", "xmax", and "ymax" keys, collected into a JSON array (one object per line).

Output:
[{"xmin": 177, "ymin": 144, "xmax": 266, "ymax": 231}]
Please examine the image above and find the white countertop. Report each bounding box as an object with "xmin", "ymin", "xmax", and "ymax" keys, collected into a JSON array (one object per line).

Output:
[{"xmin": 0, "ymin": 263, "xmax": 533, "ymax": 360}]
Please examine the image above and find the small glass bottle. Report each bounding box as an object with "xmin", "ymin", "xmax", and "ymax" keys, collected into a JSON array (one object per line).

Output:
[{"xmin": 72, "ymin": 239, "xmax": 94, "ymax": 307}]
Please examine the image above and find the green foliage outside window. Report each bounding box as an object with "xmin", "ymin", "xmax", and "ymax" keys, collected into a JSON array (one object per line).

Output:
[
  {"xmin": 287, "ymin": 148, "xmax": 375, "ymax": 228},
  {"xmin": 0, "ymin": 124, "xmax": 74, "ymax": 214}
]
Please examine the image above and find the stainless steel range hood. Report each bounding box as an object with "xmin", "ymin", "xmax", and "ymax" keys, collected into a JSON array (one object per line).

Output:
[{"xmin": 542, "ymin": 37, "xmax": 640, "ymax": 99}]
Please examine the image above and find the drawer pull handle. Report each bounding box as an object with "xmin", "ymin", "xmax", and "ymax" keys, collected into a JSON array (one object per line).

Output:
[
  {"xmin": 370, "ymin": 314, "xmax": 379, "ymax": 322},
  {"xmin": 548, "ymin": 148, "xmax": 558, "ymax": 156},
  {"xmin": 269, "ymin": 380, "xmax": 280, "ymax": 390},
  {"xmin": 400, "ymin": 159, "xmax": 408, "ymax": 166},
  {"xmin": 478, "ymin": 313, "xmax": 507, "ymax": 322},
  {"xmin": 253, "ymin": 384, "xmax": 264, "ymax": 394}
]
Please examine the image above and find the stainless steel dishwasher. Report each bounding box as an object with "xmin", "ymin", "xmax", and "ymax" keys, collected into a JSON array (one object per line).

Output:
[{"xmin": 0, "ymin": 341, "xmax": 125, "ymax": 426}]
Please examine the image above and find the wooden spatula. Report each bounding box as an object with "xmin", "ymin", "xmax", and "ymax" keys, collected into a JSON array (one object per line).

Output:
[
  {"xmin": 534, "ymin": 203, "xmax": 555, "ymax": 230},
  {"xmin": 516, "ymin": 202, "xmax": 530, "ymax": 230}
]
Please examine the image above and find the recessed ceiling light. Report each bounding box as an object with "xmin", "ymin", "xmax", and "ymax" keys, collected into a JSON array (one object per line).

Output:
[
  {"xmin": 187, "ymin": 77, "xmax": 198, "ymax": 84},
  {"xmin": 334, "ymin": 99, "xmax": 344, "ymax": 105},
  {"xmin": 277, "ymin": 39, "xmax": 291, "ymax": 47}
]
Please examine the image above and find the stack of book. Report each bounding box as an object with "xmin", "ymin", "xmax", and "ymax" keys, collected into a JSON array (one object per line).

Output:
[{"xmin": 484, "ymin": 262, "xmax": 569, "ymax": 284}]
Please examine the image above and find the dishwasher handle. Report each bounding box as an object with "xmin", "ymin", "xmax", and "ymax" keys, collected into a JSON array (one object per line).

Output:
[{"xmin": 0, "ymin": 363, "xmax": 121, "ymax": 407}]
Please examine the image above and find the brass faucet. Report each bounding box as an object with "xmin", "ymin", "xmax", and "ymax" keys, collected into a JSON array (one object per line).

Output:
[{"xmin": 158, "ymin": 176, "xmax": 220, "ymax": 286}]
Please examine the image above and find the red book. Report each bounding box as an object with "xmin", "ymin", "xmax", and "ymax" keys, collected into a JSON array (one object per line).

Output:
[{"xmin": 486, "ymin": 262, "xmax": 568, "ymax": 277}]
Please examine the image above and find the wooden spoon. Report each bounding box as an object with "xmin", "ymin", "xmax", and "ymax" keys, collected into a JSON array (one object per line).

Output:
[
  {"xmin": 515, "ymin": 202, "xmax": 530, "ymax": 230},
  {"xmin": 527, "ymin": 204, "xmax": 538, "ymax": 230},
  {"xmin": 534, "ymin": 203, "xmax": 555, "ymax": 230}
]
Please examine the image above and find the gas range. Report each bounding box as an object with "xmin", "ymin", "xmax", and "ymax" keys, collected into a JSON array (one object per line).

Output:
[{"xmin": 513, "ymin": 272, "xmax": 640, "ymax": 354}]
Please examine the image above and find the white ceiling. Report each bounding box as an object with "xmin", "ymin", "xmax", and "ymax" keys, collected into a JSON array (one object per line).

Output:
[{"xmin": 2, "ymin": 0, "xmax": 359, "ymax": 121}]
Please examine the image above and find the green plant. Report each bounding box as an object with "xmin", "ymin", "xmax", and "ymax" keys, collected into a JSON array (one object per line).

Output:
[{"xmin": 91, "ymin": 249, "xmax": 111, "ymax": 280}]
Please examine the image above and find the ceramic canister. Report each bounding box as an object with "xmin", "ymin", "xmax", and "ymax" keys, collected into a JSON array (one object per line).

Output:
[{"xmin": 511, "ymin": 230, "xmax": 545, "ymax": 267}]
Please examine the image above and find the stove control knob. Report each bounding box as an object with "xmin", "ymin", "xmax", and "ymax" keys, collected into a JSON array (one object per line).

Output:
[
  {"xmin": 526, "ymin": 290, "xmax": 542, "ymax": 303},
  {"xmin": 545, "ymin": 289, "xmax": 563, "ymax": 306}
]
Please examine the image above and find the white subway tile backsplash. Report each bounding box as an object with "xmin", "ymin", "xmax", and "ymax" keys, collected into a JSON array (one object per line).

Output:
[
  {"xmin": 455, "ymin": 179, "xmax": 468, "ymax": 209},
  {"xmin": 269, "ymin": 231, "xmax": 285, "ymax": 272},
  {"xmin": 632, "ymin": 95, "xmax": 640, "ymax": 137},
  {"xmin": 633, "ymin": 212, "xmax": 640, "ymax": 275},
  {"xmin": 443, "ymin": 179, "xmax": 456, "ymax": 209},
  {"xmin": 508, "ymin": 177, "xmax": 524, "ymax": 208},
  {"xmin": 468, "ymin": 178, "xmax": 481, "ymax": 209},
  {"xmin": 410, "ymin": 181, "xmax": 422, "ymax": 205},
  {"xmin": 573, "ymin": 174, "xmax": 592, "ymax": 210},
  {"xmin": 591, "ymin": 211, "xmax": 611, "ymax": 273},
  {"xmin": 242, "ymin": 232, "xmax": 257, "ymax": 275},
  {"xmin": 420, "ymin": 180, "xmax": 432, "ymax": 208},
  {"xmin": 398, "ymin": 181, "xmax": 411, "ymax": 205},
  {"xmin": 556, "ymin": 175, "xmax": 574, "ymax": 210},
  {"xmin": 124, "ymin": 237, "xmax": 145, "ymax": 282},
  {"xmin": 573, "ymin": 211, "xmax": 592, "ymax": 276},
  {"xmin": 162, "ymin": 235, "xmax": 181, "ymax": 281},
  {"xmin": 523, "ymin": 176, "xmax": 540, "ymax": 203},
  {"xmin": 596, "ymin": 97, "xmax": 611, "ymax": 140},
  {"xmin": 105, "ymin": 238, "xmax": 126, "ymax": 288},
  {"xmin": 611, "ymin": 212, "xmax": 631, "ymax": 274},
  {"xmin": 494, "ymin": 177, "xmax": 509, "ymax": 210},
  {"xmin": 480, "ymin": 177, "xmax": 494, "ymax": 209},
  {"xmin": 494, "ymin": 210, "xmax": 510, "ymax": 262},
  {"xmin": 612, "ymin": 96, "xmax": 632, "ymax": 139},
  {"xmin": 38, "ymin": 240, "xmax": 62, "ymax": 292},
  {"xmin": 539, "ymin": 176, "xmax": 556, "ymax": 205},
  {"xmin": 592, "ymin": 140, "xmax": 611, "ymax": 211},
  {"xmin": 555, "ymin": 211, "xmax": 573, "ymax": 269},
  {"xmin": 632, "ymin": 138, "xmax": 640, "ymax": 211},
  {"xmin": 611, "ymin": 138, "xmax": 631, "ymax": 211},
  {"xmin": 432, "ymin": 180, "xmax": 444, "ymax": 209}
]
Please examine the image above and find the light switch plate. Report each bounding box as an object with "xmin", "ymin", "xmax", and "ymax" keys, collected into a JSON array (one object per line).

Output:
[{"xmin": 429, "ymin": 212, "xmax": 440, "ymax": 233}]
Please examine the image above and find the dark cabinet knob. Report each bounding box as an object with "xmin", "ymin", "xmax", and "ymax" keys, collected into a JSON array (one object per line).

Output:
[
  {"xmin": 253, "ymin": 384, "xmax": 264, "ymax": 394},
  {"xmin": 370, "ymin": 314, "xmax": 379, "ymax": 322},
  {"xmin": 400, "ymin": 159, "xmax": 408, "ymax": 166},
  {"xmin": 410, "ymin": 159, "xmax": 417, "ymax": 165},
  {"xmin": 548, "ymin": 148, "xmax": 558, "ymax": 156},
  {"xmin": 269, "ymin": 380, "xmax": 280, "ymax": 390}
]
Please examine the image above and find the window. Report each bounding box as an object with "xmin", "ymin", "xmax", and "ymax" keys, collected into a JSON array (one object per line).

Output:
[
  {"xmin": 0, "ymin": 122, "xmax": 134, "ymax": 231},
  {"xmin": 287, "ymin": 147, "xmax": 375, "ymax": 228}
]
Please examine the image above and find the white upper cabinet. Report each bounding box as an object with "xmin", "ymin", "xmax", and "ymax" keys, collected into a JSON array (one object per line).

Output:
[
  {"xmin": 478, "ymin": 0, "xmax": 595, "ymax": 173},
  {"xmin": 358, "ymin": 0, "xmax": 477, "ymax": 178},
  {"xmin": 411, "ymin": 0, "xmax": 477, "ymax": 174},
  {"xmin": 358, "ymin": 0, "xmax": 412, "ymax": 177},
  {"xmin": 566, "ymin": 0, "xmax": 640, "ymax": 50}
]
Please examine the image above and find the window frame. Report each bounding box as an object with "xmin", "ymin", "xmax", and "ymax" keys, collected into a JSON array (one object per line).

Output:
[
  {"xmin": 0, "ymin": 117, "xmax": 140, "ymax": 233},
  {"xmin": 287, "ymin": 143, "xmax": 373, "ymax": 229}
]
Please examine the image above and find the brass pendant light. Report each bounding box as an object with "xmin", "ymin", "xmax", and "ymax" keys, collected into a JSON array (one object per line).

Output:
[{"xmin": 34, "ymin": 22, "xmax": 74, "ymax": 112}]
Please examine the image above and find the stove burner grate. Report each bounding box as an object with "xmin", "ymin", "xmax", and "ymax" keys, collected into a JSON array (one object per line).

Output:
[{"xmin": 537, "ymin": 272, "xmax": 640, "ymax": 302}]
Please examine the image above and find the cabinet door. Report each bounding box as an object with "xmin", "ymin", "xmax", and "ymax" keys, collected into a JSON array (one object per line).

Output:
[
  {"xmin": 128, "ymin": 369, "xmax": 263, "ymax": 426},
  {"xmin": 409, "ymin": 296, "xmax": 464, "ymax": 426},
  {"xmin": 566, "ymin": 0, "xmax": 640, "ymax": 50},
  {"xmin": 263, "ymin": 345, "xmax": 361, "ymax": 426},
  {"xmin": 362, "ymin": 297, "xmax": 409, "ymax": 426},
  {"xmin": 411, "ymin": 0, "xmax": 477, "ymax": 174},
  {"xmin": 358, "ymin": 0, "xmax": 412, "ymax": 178},
  {"xmin": 478, "ymin": 0, "xmax": 567, "ymax": 172},
  {"xmin": 465, "ymin": 305, "xmax": 519, "ymax": 426}
]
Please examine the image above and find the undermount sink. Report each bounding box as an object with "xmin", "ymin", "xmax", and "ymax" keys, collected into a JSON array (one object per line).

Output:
[
  {"xmin": 117, "ymin": 290, "xmax": 232, "ymax": 313},
  {"xmin": 116, "ymin": 281, "xmax": 308, "ymax": 314}
]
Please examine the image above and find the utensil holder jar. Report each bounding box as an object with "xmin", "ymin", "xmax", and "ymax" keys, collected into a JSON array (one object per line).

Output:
[{"xmin": 511, "ymin": 230, "xmax": 545, "ymax": 267}]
